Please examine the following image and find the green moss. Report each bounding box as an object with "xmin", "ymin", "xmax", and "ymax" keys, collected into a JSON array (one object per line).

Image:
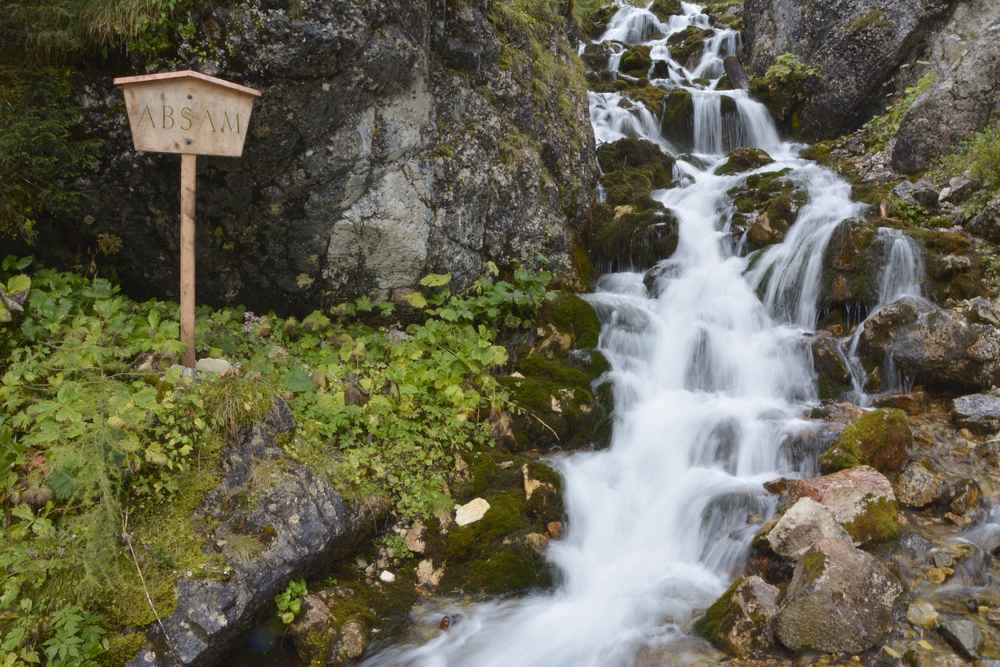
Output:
[
  {"xmin": 847, "ymin": 9, "xmax": 889, "ymax": 33},
  {"xmin": 667, "ymin": 26, "xmax": 712, "ymax": 64},
  {"xmin": 694, "ymin": 579, "xmax": 740, "ymax": 648},
  {"xmin": 717, "ymin": 148, "xmax": 774, "ymax": 175},
  {"xmin": 453, "ymin": 544, "xmax": 552, "ymax": 595},
  {"xmin": 620, "ymin": 45, "xmax": 652, "ymax": 76},
  {"xmin": 596, "ymin": 137, "xmax": 674, "ymax": 178},
  {"xmin": 799, "ymin": 549, "xmax": 828, "ymax": 584},
  {"xmin": 749, "ymin": 53, "xmax": 818, "ymax": 131},
  {"xmin": 661, "ymin": 89, "xmax": 694, "ymax": 149},
  {"xmin": 101, "ymin": 632, "xmax": 146, "ymax": 667},
  {"xmin": 541, "ymin": 293, "xmax": 602, "ymax": 348},
  {"xmin": 820, "ymin": 409, "xmax": 912, "ymax": 475},
  {"xmin": 648, "ymin": 0, "xmax": 682, "ymax": 20},
  {"xmin": 843, "ymin": 495, "xmax": 901, "ymax": 543},
  {"xmin": 863, "ymin": 72, "xmax": 936, "ymax": 153}
]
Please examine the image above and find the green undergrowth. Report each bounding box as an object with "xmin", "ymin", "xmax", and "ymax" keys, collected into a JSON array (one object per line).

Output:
[
  {"xmin": 932, "ymin": 119, "xmax": 1000, "ymax": 215},
  {"xmin": 0, "ymin": 257, "xmax": 561, "ymax": 665},
  {"xmin": 862, "ymin": 72, "xmax": 936, "ymax": 154}
]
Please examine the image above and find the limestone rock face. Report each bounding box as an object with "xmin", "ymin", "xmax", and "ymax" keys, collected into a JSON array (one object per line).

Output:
[
  {"xmin": 892, "ymin": 5, "xmax": 1000, "ymax": 173},
  {"xmin": 65, "ymin": 0, "xmax": 596, "ymax": 313},
  {"xmin": 742, "ymin": 0, "xmax": 957, "ymax": 139},
  {"xmin": 775, "ymin": 538, "xmax": 902, "ymax": 654}
]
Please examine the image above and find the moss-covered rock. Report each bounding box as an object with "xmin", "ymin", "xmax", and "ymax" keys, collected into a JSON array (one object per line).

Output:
[
  {"xmin": 499, "ymin": 291, "xmax": 612, "ymax": 452},
  {"xmin": 620, "ymin": 45, "xmax": 653, "ymax": 77},
  {"xmin": 694, "ymin": 576, "xmax": 779, "ymax": 657},
  {"xmin": 586, "ymin": 202, "xmax": 680, "ymax": 271},
  {"xmin": 649, "ymin": 0, "xmax": 683, "ymax": 21},
  {"xmin": 749, "ymin": 53, "xmax": 818, "ymax": 136},
  {"xmin": 583, "ymin": 4, "xmax": 620, "ymax": 39},
  {"xmin": 597, "ymin": 137, "xmax": 674, "ymax": 176},
  {"xmin": 817, "ymin": 217, "xmax": 880, "ymax": 326},
  {"xmin": 820, "ymin": 409, "xmax": 912, "ymax": 476},
  {"xmin": 661, "ymin": 89, "xmax": 694, "ymax": 151},
  {"xmin": 727, "ymin": 169, "xmax": 807, "ymax": 250},
  {"xmin": 717, "ymin": 147, "xmax": 775, "ymax": 175},
  {"xmin": 667, "ymin": 26, "xmax": 713, "ymax": 67}
]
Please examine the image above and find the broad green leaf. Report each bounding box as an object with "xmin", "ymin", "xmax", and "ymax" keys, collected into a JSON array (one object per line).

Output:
[
  {"xmin": 419, "ymin": 273, "xmax": 452, "ymax": 288},
  {"xmin": 404, "ymin": 292, "xmax": 427, "ymax": 309}
]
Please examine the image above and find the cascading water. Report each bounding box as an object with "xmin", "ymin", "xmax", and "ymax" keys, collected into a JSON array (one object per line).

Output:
[
  {"xmin": 839, "ymin": 227, "xmax": 927, "ymax": 403},
  {"xmin": 362, "ymin": 2, "xmax": 866, "ymax": 665}
]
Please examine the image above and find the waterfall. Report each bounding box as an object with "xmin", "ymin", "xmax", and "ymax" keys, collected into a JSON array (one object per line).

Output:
[
  {"xmin": 877, "ymin": 227, "xmax": 924, "ymax": 304},
  {"xmin": 839, "ymin": 228, "xmax": 926, "ymax": 403},
  {"xmin": 361, "ymin": 3, "xmax": 864, "ymax": 665}
]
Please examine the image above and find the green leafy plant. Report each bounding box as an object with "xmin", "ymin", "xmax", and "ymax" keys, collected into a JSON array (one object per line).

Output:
[
  {"xmin": 934, "ymin": 120, "xmax": 1000, "ymax": 193},
  {"xmin": 274, "ymin": 579, "xmax": 307, "ymax": 625}
]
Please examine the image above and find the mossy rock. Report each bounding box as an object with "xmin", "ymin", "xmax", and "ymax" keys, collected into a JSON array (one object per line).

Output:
[
  {"xmin": 694, "ymin": 576, "xmax": 779, "ymax": 658},
  {"xmin": 597, "ymin": 137, "xmax": 675, "ymax": 178},
  {"xmin": 667, "ymin": 26, "xmax": 712, "ymax": 65},
  {"xmin": 842, "ymin": 495, "xmax": 901, "ymax": 543},
  {"xmin": 649, "ymin": 0, "xmax": 683, "ymax": 20},
  {"xmin": 585, "ymin": 198, "xmax": 680, "ymax": 272},
  {"xmin": 585, "ymin": 4, "xmax": 619, "ymax": 38},
  {"xmin": 820, "ymin": 409, "xmax": 912, "ymax": 476},
  {"xmin": 661, "ymin": 89, "xmax": 694, "ymax": 152},
  {"xmin": 818, "ymin": 218, "xmax": 880, "ymax": 323},
  {"xmin": 618, "ymin": 81, "xmax": 668, "ymax": 116},
  {"xmin": 620, "ymin": 45, "xmax": 652, "ymax": 76},
  {"xmin": 500, "ymin": 354, "xmax": 612, "ymax": 451},
  {"xmin": 540, "ymin": 292, "xmax": 602, "ymax": 349},
  {"xmin": 726, "ymin": 169, "xmax": 806, "ymax": 250},
  {"xmin": 717, "ymin": 147, "xmax": 774, "ymax": 175},
  {"xmin": 749, "ymin": 53, "xmax": 818, "ymax": 135},
  {"xmin": 600, "ymin": 168, "xmax": 657, "ymax": 207}
]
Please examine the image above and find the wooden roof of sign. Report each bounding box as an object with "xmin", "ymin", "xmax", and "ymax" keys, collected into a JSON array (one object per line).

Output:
[
  {"xmin": 113, "ymin": 70, "xmax": 262, "ymax": 97},
  {"xmin": 114, "ymin": 70, "xmax": 262, "ymax": 157}
]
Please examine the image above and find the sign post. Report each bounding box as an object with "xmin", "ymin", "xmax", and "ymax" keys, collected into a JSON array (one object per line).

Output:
[{"xmin": 113, "ymin": 70, "xmax": 262, "ymax": 368}]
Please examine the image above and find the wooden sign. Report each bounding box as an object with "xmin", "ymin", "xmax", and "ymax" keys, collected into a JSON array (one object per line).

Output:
[{"xmin": 114, "ymin": 71, "xmax": 262, "ymax": 368}]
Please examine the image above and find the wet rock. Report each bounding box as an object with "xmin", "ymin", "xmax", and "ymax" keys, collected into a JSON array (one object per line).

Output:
[
  {"xmin": 415, "ymin": 559, "xmax": 444, "ymax": 589},
  {"xmin": 820, "ymin": 409, "xmax": 912, "ymax": 476},
  {"xmin": 127, "ymin": 402, "xmax": 379, "ymax": 667},
  {"xmin": 288, "ymin": 594, "xmax": 335, "ymax": 665},
  {"xmin": 694, "ymin": 576, "xmax": 780, "ymax": 657},
  {"xmin": 455, "ymin": 498, "xmax": 490, "ymax": 526},
  {"xmin": 872, "ymin": 390, "xmax": 926, "ymax": 415},
  {"xmin": 938, "ymin": 617, "xmax": 982, "ymax": 661},
  {"xmin": 718, "ymin": 148, "xmax": 774, "ymax": 175},
  {"xmin": 893, "ymin": 462, "xmax": 943, "ymax": 509},
  {"xmin": 775, "ymin": 538, "xmax": 902, "ymax": 653},
  {"xmin": 906, "ymin": 601, "xmax": 939, "ymax": 629},
  {"xmin": 334, "ymin": 619, "xmax": 368, "ymax": 662},
  {"xmin": 952, "ymin": 391, "xmax": 1000, "ymax": 435},
  {"xmin": 661, "ymin": 89, "xmax": 694, "ymax": 151},
  {"xmin": 783, "ymin": 466, "xmax": 900, "ymax": 544},
  {"xmin": 766, "ymin": 497, "xmax": 852, "ymax": 559},
  {"xmin": 811, "ymin": 331, "xmax": 852, "ymax": 400},
  {"xmin": 723, "ymin": 55, "xmax": 750, "ymax": 90},
  {"xmin": 620, "ymin": 45, "xmax": 653, "ymax": 77}
]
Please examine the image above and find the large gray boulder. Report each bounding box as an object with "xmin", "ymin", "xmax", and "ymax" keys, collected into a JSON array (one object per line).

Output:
[
  {"xmin": 775, "ymin": 537, "xmax": 902, "ymax": 654},
  {"xmin": 51, "ymin": 0, "xmax": 595, "ymax": 313},
  {"xmin": 890, "ymin": 306, "xmax": 1000, "ymax": 391},
  {"xmin": 127, "ymin": 402, "xmax": 380, "ymax": 666},
  {"xmin": 742, "ymin": 0, "xmax": 956, "ymax": 139},
  {"xmin": 892, "ymin": 5, "xmax": 1000, "ymax": 173}
]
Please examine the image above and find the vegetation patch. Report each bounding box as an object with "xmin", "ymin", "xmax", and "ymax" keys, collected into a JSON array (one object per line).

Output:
[
  {"xmin": 820, "ymin": 409, "xmax": 912, "ymax": 476},
  {"xmin": 862, "ymin": 72, "xmax": 936, "ymax": 154},
  {"xmin": 0, "ymin": 257, "xmax": 559, "ymax": 664},
  {"xmin": 749, "ymin": 53, "xmax": 818, "ymax": 134}
]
